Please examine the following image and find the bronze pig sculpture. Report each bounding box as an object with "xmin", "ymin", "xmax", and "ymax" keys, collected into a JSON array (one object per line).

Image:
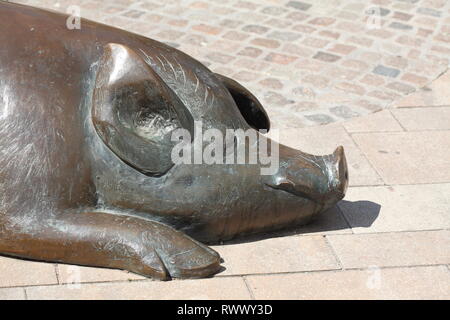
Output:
[{"xmin": 0, "ymin": 2, "xmax": 348, "ymax": 280}]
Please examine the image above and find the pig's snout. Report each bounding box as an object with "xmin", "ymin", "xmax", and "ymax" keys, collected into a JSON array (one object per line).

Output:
[
  {"xmin": 266, "ymin": 144, "xmax": 348, "ymax": 209},
  {"xmin": 324, "ymin": 146, "xmax": 349, "ymax": 207}
]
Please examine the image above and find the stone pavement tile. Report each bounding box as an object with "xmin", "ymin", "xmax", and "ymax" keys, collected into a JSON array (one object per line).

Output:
[
  {"xmin": 0, "ymin": 287, "xmax": 26, "ymax": 300},
  {"xmin": 57, "ymin": 264, "xmax": 145, "ymax": 284},
  {"xmin": 327, "ymin": 230, "xmax": 450, "ymax": 268},
  {"xmin": 339, "ymin": 184, "xmax": 450, "ymax": 233},
  {"xmin": 0, "ymin": 256, "xmax": 58, "ymax": 288},
  {"xmin": 394, "ymin": 70, "xmax": 450, "ymax": 107},
  {"xmin": 26, "ymin": 277, "xmax": 251, "ymax": 300},
  {"xmin": 343, "ymin": 110, "xmax": 403, "ymax": 133},
  {"xmin": 214, "ymin": 235, "xmax": 339, "ymax": 276},
  {"xmin": 352, "ymin": 131, "xmax": 450, "ymax": 184},
  {"xmin": 246, "ymin": 266, "xmax": 450, "ymax": 299},
  {"xmin": 276, "ymin": 125, "xmax": 383, "ymax": 186},
  {"xmin": 391, "ymin": 106, "xmax": 450, "ymax": 131}
]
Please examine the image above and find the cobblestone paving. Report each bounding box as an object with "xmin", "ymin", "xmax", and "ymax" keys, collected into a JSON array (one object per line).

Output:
[{"xmin": 10, "ymin": 0, "xmax": 450, "ymax": 128}]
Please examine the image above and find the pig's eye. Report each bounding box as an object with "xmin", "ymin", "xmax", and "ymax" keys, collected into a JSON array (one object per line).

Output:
[
  {"xmin": 92, "ymin": 43, "xmax": 194, "ymax": 176},
  {"xmin": 215, "ymin": 73, "xmax": 270, "ymax": 132}
]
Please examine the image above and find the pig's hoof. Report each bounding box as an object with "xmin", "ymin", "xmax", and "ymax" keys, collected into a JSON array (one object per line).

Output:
[
  {"xmin": 163, "ymin": 243, "xmax": 221, "ymax": 279},
  {"xmin": 139, "ymin": 226, "xmax": 221, "ymax": 280}
]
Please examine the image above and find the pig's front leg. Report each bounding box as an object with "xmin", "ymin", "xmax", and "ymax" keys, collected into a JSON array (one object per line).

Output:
[{"xmin": 0, "ymin": 211, "xmax": 221, "ymax": 280}]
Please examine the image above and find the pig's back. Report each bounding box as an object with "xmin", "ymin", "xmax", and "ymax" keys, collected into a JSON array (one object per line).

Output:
[
  {"xmin": 0, "ymin": 3, "xmax": 97, "ymax": 215},
  {"xmin": 0, "ymin": 1, "xmax": 196, "ymax": 217}
]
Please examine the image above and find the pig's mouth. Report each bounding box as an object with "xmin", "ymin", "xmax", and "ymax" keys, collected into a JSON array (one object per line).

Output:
[
  {"xmin": 265, "ymin": 180, "xmax": 345, "ymax": 206},
  {"xmin": 265, "ymin": 180, "xmax": 328, "ymax": 204}
]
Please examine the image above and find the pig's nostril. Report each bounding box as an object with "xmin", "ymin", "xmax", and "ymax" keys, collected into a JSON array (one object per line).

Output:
[{"xmin": 274, "ymin": 176, "xmax": 295, "ymax": 188}]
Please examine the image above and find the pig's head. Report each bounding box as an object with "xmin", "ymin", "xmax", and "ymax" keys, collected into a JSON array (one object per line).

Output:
[{"xmin": 91, "ymin": 43, "xmax": 348, "ymax": 242}]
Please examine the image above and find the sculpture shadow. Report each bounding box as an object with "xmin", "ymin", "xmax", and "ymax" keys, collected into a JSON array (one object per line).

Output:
[{"xmin": 221, "ymin": 200, "xmax": 381, "ymax": 245}]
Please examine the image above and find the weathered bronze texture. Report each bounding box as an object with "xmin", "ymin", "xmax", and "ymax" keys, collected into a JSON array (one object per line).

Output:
[{"xmin": 0, "ymin": 2, "xmax": 348, "ymax": 280}]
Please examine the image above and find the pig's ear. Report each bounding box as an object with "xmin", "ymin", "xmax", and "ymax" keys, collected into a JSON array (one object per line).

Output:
[
  {"xmin": 92, "ymin": 43, "xmax": 194, "ymax": 176},
  {"xmin": 214, "ymin": 73, "xmax": 270, "ymax": 131}
]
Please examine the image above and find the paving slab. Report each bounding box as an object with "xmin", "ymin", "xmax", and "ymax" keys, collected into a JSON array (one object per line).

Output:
[
  {"xmin": 0, "ymin": 287, "xmax": 27, "ymax": 300},
  {"xmin": 57, "ymin": 264, "xmax": 145, "ymax": 284},
  {"xmin": 214, "ymin": 235, "xmax": 339, "ymax": 276},
  {"xmin": 352, "ymin": 131, "xmax": 450, "ymax": 184},
  {"xmin": 25, "ymin": 277, "xmax": 251, "ymax": 300},
  {"xmin": 339, "ymin": 184, "xmax": 450, "ymax": 233},
  {"xmin": 394, "ymin": 70, "xmax": 450, "ymax": 108},
  {"xmin": 246, "ymin": 266, "xmax": 450, "ymax": 299},
  {"xmin": 0, "ymin": 256, "xmax": 58, "ymax": 288},
  {"xmin": 391, "ymin": 106, "xmax": 450, "ymax": 131},
  {"xmin": 343, "ymin": 110, "xmax": 403, "ymax": 133},
  {"xmin": 327, "ymin": 230, "xmax": 450, "ymax": 269}
]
